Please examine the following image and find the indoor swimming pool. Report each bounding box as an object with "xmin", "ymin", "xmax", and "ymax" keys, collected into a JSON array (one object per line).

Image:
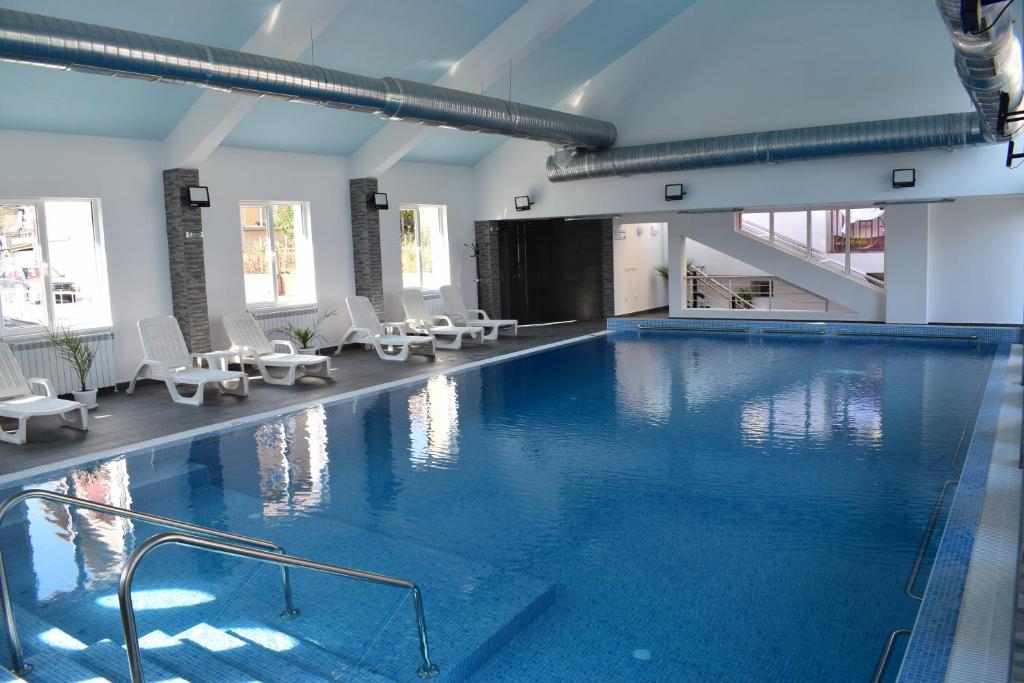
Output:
[{"xmin": 0, "ymin": 331, "xmax": 998, "ymax": 682}]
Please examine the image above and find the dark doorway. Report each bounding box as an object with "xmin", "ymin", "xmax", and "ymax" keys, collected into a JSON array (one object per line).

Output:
[{"xmin": 496, "ymin": 218, "xmax": 607, "ymax": 323}]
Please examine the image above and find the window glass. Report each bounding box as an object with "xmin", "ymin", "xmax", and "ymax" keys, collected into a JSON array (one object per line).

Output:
[
  {"xmin": 399, "ymin": 204, "xmax": 450, "ymax": 290},
  {"xmin": 240, "ymin": 202, "xmax": 315, "ymax": 307},
  {"xmin": 400, "ymin": 208, "xmax": 419, "ymax": 289},
  {"xmin": 0, "ymin": 204, "xmax": 47, "ymax": 329},
  {"xmin": 46, "ymin": 201, "xmax": 106, "ymax": 328},
  {"xmin": 0, "ymin": 200, "xmax": 110, "ymax": 332}
]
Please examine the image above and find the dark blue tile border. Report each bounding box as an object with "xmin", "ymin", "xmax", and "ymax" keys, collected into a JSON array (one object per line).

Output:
[
  {"xmin": 607, "ymin": 317, "xmax": 1022, "ymax": 344},
  {"xmin": 896, "ymin": 344, "xmax": 1010, "ymax": 682}
]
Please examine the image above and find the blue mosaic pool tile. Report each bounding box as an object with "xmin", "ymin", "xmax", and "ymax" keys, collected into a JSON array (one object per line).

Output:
[
  {"xmin": 895, "ymin": 345, "xmax": 1010, "ymax": 682},
  {"xmin": 607, "ymin": 317, "xmax": 1022, "ymax": 343}
]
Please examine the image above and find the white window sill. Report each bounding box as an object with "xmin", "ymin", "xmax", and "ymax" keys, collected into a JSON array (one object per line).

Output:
[{"xmin": 1, "ymin": 324, "xmax": 114, "ymax": 342}]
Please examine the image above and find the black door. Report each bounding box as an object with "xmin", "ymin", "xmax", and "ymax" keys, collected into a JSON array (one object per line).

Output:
[{"xmin": 496, "ymin": 218, "xmax": 604, "ymax": 323}]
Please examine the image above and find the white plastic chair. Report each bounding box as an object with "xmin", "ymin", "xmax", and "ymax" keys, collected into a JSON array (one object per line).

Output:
[
  {"xmin": 222, "ymin": 313, "xmax": 331, "ymax": 386},
  {"xmin": 338, "ymin": 296, "xmax": 435, "ymax": 362},
  {"xmin": 0, "ymin": 342, "xmax": 87, "ymax": 444},
  {"xmin": 127, "ymin": 316, "xmax": 249, "ymax": 406},
  {"xmin": 400, "ymin": 289, "xmax": 484, "ymax": 350},
  {"xmin": 439, "ymin": 285, "xmax": 518, "ymax": 340}
]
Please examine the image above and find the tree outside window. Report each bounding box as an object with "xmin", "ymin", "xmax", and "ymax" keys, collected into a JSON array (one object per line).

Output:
[
  {"xmin": 400, "ymin": 204, "xmax": 449, "ymax": 290},
  {"xmin": 239, "ymin": 202, "xmax": 315, "ymax": 307}
]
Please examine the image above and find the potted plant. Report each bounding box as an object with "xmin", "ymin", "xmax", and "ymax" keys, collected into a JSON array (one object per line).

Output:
[
  {"xmin": 732, "ymin": 287, "xmax": 754, "ymax": 310},
  {"xmin": 46, "ymin": 326, "xmax": 98, "ymax": 409},
  {"xmin": 274, "ymin": 308, "xmax": 336, "ymax": 354}
]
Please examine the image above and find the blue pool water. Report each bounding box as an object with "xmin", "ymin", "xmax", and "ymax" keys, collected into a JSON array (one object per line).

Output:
[{"xmin": 0, "ymin": 332, "xmax": 995, "ymax": 682}]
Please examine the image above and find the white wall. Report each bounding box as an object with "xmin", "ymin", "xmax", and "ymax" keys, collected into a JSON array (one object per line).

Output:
[
  {"xmin": 377, "ymin": 161, "xmax": 478, "ymax": 321},
  {"xmin": 927, "ymin": 196, "xmax": 1024, "ymax": 324},
  {"xmin": 684, "ymin": 239, "xmax": 767, "ymax": 277},
  {"xmin": 613, "ymin": 222, "xmax": 667, "ymax": 315},
  {"xmin": 883, "ymin": 204, "xmax": 928, "ymax": 324},
  {"xmin": 0, "ymin": 130, "xmax": 171, "ymax": 382},
  {"xmin": 199, "ymin": 147, "xmax": 353, "ymax": 350}
]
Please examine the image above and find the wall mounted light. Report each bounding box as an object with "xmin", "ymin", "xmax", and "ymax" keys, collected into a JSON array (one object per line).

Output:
[
  {"xmin": 514, "ymin": 195, "xmax": 533, "ymax": 211},
  {"xmin": 664, "ymin": 183, "xmax": 686, "ymax": 201},
  {"xmin": 183, "ymin": 186, "xmax": 210, "ymax": 207},
  {"xmin": 891, "ymin": 169, "xmax": 916, "ymax": 189},
  {"xmin": 371, "ymin": 192, "xmax": 389, "ymax": 210}
]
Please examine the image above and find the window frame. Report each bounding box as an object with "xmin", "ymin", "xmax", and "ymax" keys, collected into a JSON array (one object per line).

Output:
[
  {"xmin": 0, "ymin": 197, "xmax": 112, "ymax": 337},
  {"xmin": 238, "ymin": 200, "xmax": 316, "ymax": 310},
  {"xmin": 399, "ymin": 203, "xmax": 449, "ymax": 291}
]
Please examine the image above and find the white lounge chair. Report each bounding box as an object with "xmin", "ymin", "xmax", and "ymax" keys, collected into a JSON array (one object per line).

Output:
[
  {"xmin": 400, "ymin": 289, "xmax": 484, "ymax": 350},
  {"xmin": 439, "ymin": 285, "xmax": 518, "ymax": 340},
  {"xmin": 338, "ymin": 296, "xmax": 435, "ymax": 362},
  {"xmin": 222, "ymin": 313, "xmax": 331, "ymax": 386},
  {"xmin": 0, "ymin": 343, "xmax": 87, "ymax": 444},
  {"xmin": 127, "ymin": 316, "xmax": 249, "ymax": 406}
]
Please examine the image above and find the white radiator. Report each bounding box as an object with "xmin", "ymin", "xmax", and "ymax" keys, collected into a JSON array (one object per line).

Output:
[
  {"xmin": 250, "ymin": 305, "xmax": 321, "ymax": 341},
  {"xmin": 423, "ymin": 292, "xmax": 445, "ymax": 316},
  {"xmin": 7, "ymin": 330, "xmax": 116, "ymax": 394}
]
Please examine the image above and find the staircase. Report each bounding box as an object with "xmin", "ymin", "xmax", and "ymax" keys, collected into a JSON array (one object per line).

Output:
[
  {"xmin": 678, "ymin": 214, "xmax": 885, "ymax": 320},
  {"xmin": 738, "ymin": 219, "xmax": 885, "ymax": 289}
]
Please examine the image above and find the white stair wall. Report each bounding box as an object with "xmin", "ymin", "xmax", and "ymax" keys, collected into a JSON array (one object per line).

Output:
[{"xmin": 668, "ymin": 212, "xmax": 885, "ymax": 320}]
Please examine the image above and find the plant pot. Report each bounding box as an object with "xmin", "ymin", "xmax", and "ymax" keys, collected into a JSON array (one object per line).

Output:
[
  {"xmin": 73, "ymin": 389, "xmax": 98, "ymax": 410},
  {"xmin": 298, "ymin": 347, "xmax": 319, "ymax": 355}
]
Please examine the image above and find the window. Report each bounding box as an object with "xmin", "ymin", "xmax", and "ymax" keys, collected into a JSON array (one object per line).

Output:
[
  {"xmin": 239, "ymin": 202, "xmax": 315, "ymax": 307},
  {"xmin": 0, "ymin": 199, "xmax": 110, "ymax": 333},
  {"xmin": 400, "ymin": 204, "xmax": 450, "ymax": 290},
  {"xmin": 737, "ymin": 206, "xmax": 885, "ymax": 285}
]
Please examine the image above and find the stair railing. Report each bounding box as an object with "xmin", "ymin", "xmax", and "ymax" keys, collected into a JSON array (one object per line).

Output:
[
  {"xmin": 687, "ymin": 266, "xmax": 755, "ymax": 310},
  {"xmin": 119, "ymin": 532, "xmax": 439, "ymax": 681},
  {"xmin": 0, "ymin": 488, "xmax": 300, "ymax": 676},
  {"xmin": 737, "ymin": 219, "xmax": 884, "ymax": 290}
]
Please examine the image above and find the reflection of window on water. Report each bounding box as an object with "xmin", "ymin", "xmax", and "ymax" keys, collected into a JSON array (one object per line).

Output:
[
  {"xmin": 408, "ymin": 375, "xmax": 460, "ymax": 469},
  {"xmin": 28, "ymin": 459, "xmax": 133, "ymax": 601},
  {"xmin": 255, "ymin": 406, "xmax": 329, "ymax": 517},
  {"xmin": 741, "ymin": 376, "xmax": 882, "ymax": 445}
]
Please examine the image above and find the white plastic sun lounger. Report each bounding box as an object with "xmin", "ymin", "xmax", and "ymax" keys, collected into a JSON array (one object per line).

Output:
[
  {"xmin": 222, "ymin": 313, "xmax": 331, "ymax": 386},
  {"xmin": 0, "ymin": 342, "xmax": 87, "ymax": 444},
  {"xmin": 439, "ymin": 285, "xmax": 518, "ymax": 340},
  {"xmin": 338, "ymin": 296, "xmax": 435, "ymax": 362},
  {"xmin": 127, "ymin": 316, "xmax": 249, "ymax": 406},
  {"xmin": 400, "ymin": 289, "xmax": 484, "ymax": 350}
]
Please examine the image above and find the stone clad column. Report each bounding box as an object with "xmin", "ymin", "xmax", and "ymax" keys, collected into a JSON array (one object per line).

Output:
[
  {"xmin": 473, "ymin": 221, "xmax": 502, "ymax": 316},
  {"xmin": 349, "ymin": 178, "xmax": 385, "ymax": 317},
  {"xmin": 162, "ymin": 168, "xmax": 211, "ymax": 352}
]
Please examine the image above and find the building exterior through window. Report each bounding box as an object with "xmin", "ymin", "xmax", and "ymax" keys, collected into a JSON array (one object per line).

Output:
[
  {"xmin": 239, "ymin": 201, "xmax": 316, "ymax": 307},
  {"xmin": 0, "ymin": 199, "xmax": 111, "ymax": 334}
]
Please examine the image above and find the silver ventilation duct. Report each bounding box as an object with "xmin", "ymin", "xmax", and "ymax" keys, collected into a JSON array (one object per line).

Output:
[
  {"xmin": 934, "ymin": 0, "xmax": 1023, "ymax": 140},
  {"xmin": 0, "ymin": 8, "xmax": 617, "ymax": 150},
  {"xmin": 546, "ymin": 113, "xmax": 989, "ymax": 182}
]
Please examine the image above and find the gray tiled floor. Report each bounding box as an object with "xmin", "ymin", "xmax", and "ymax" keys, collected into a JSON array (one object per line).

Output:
[{"xmin": 0, "ymin": 321, "xmax": 605, "ymax": 479}]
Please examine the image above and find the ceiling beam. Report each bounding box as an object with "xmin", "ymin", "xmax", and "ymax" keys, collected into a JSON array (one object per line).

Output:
[
  {"xmin": 162, "ymin": 0, "xmax": 349, "ymax": 169},
  {"xmin": 347, "ymin": 0, "xmax": 593, "ymax": 178}
]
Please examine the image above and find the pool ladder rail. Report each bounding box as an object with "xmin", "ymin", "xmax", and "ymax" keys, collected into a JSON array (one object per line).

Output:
[
  {"xmin": 905, "ymin": 480, "xmax": 958, "ymax": 601},
  {"xmin": 0, "ymin": 489, "xmax": 440, "ymax": 681}
]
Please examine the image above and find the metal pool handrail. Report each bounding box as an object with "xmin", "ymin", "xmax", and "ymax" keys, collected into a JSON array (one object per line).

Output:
[
  {"xmin": 871, "ymin": 627, "xmax": 911, "ymax": 683},
  {"xmin": 905, "ymin": 480, "xmax": 959, "ymax": 601},
  {"xmin": 0, "ymin": 488, "xmax": 298, "ymax": 676},
  {"xmin": 120, "ymin": 532, "xmax": 440, "ymax": 681}
]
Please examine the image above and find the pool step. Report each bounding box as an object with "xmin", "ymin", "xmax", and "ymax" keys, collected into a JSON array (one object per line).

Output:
[
  {"xmin": 75, "ymin": 639, "xmax": 186, "ymax": 683},
  {"xmin": 9, "ymin": 596, "xmax": 394, "ymax": 682},
  {"xmin": 172, "ymin": 623, "xmax": 334, "ymax": 682},
  {"xmin": 6, "ymin": 483, "xmax": 557, "ymax": 682}
]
